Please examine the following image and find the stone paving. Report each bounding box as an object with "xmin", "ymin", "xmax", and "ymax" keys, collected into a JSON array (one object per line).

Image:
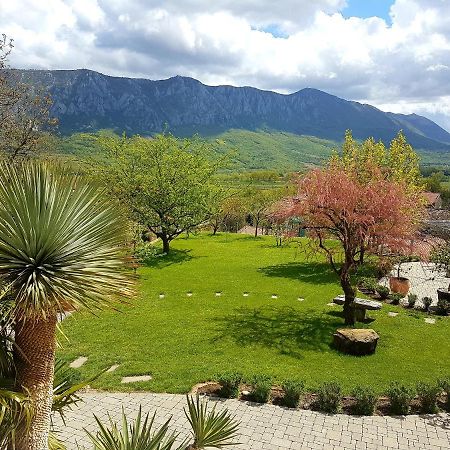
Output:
[
  {"xmin": 381, "ymin": 262, "xmax": 450, "ymax": 306},
  {"xmin": 53, "ymin": 392, "xmax": 450, "ymax": 450}
]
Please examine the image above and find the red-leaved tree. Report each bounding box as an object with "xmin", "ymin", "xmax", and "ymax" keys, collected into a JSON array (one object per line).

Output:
[{"xmin": 286, "ymin": 165, "xmax": 424, "ymax": 325}]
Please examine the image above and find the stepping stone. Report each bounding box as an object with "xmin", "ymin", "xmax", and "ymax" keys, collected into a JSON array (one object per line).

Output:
[
  {"xmin": 271, "ymin": 294, "xmax": 278, "ymax": 299},
  {"xmin": 187, "ymin": 292, "xmax": 193, "ymax": 297},
  {"xmin": 159, "ymin": 293, "xmax": 165, "ymax": 299},
  {"xmin": 215, "ymin": 292, "xmax": 222, "ymax": 297},
  {"xmin": 425, "ymin": 318, "xmax": 436, "ymax": 324},
  {"xmin": 69, "ymin": 356, "xmax": 88, "ymax": 369},
  {"xmin": 298, "ymin": 297, "xmax": 305, "ymax": 302},
  {"xmin": 121, "ymin": 375, "xmax": 152, "ymax": 384},
  {"xmin": 388, "ymin": 312, "xmax": 398, "ymax": 317},
  {"xmin": 106, "ymin": 364, "xmax": 120, "ymax": 373},
  {"xmin": 243, "ymin": 292, "xmax": 249, "ymax": 297},
  {"xmin": 327, "ymin": 302, "xmax": 336, "ymax": 306}
]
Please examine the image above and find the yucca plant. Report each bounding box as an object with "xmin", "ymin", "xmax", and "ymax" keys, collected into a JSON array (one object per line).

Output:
[
  {"xmin": 86, "ymin": 406, "xmax": 181, "ymax": 450},
  {"xmin": 0, "ymin": 160, "xmax": 131, "ymax": 450},
  {"xmin": 185, "ymin": 395, "xmax": 240, "ymax": 449}
]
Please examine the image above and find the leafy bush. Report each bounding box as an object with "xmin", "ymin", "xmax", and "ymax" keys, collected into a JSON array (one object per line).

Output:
[
  {"xmin": 422, "ymin": 297, "xmax": 433, "ymax": 311},
  {"xmin": 387, "ymin": 383, "xmax": 415, "ymax": 415},
  {"xmin": 357, "ymin": 277, "xmax": 378, "ymax": 293},
  {"xmin": 216, "ymin": 372, "xmax": 243, "ymax": 399},
  {"xmin": 407, "ymin": 294, "xmax": 418, "ymax": 308},
  {"xmin": 281, "ymin": 380, "xmax": 305, "ymax": 408},
  {"xmin": 134, "ymin": 243, "xmax": 159, "ymax": 264},
  {"xmin": 316, "ymin": 382, "xmax": 342, "ymax": 413},
  {"xmin": 390, "ymin": 293, "xmax": 403, "ymax": 305},
  {"xmin": 351, "ymin": 386, "xmax": 378, "ymax": 416},
  {"xmin": 376, "ymin": 258, "xmax": 394, "ymax": 278},
  {"xmin": 438, "ymin": 377, "xmax": 450, "ymax": 411},
  {"xmin": 417, "ymin": 382, "xmax": 441, "ymax": 413},
  {"xmin": 249, "ymin": 375, "xmax": 273, "ymax": 403},
  {"xmin": 436, "ymin": 298, "xmax": 450, "ymax": 316},
  {"xmin": 376, "ymin": 285, "xmax": 390, "ymax": 300}
]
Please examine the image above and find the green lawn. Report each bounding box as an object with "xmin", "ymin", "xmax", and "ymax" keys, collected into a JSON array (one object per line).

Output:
[{"xmin": 58, "ymin": 233, "xmax": 450, "ymax": 394}]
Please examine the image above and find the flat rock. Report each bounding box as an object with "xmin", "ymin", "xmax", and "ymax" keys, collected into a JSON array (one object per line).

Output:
[
  {"xmin": 298, "ymin": 297, "xmax": 305, "ymax": 302},
  {"xmin": 333, "ymin": 329, "xmax": 379, "ymax": 356},
  {"xmin": 215, "ymin": 292, "xmax": 222, "ymax": 296},
  {"xmin": 243, "ymin": 293, "xmax": 249, "ymax": 297},
  {"xmin": 121, "ymin": 375, "xmax": 152, "ymax": 384},
  {"xmin": 69, "ymin": 356, "xmax": 88, "ymax": 369},
  {"xmin": 425, "ymin": 318, "xmax": 436, "ymax": 324},
  {"xmin": 327, "ymin": 302, "xmax": 336, "ymax": 306},
  {"xmin": 106, "ymin": 364, "xmax": 120, "ymax": 373},
  {"xmin": 333, "ymin": 295, "xmax": 382, "ymax": 310},
  {"xmin": 388, "ymin": 312, "xmax": 398, "ymax": 317},
  {"xmin": 271, "ymin": 295, "xmax": 278, "ymax": 299}
]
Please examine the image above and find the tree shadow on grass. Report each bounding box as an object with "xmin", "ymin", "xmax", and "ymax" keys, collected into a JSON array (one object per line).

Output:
[
  {"xmin": 258, "ymin": 262, "xmax": 336, "ymax": 285},
  {"xmin": 143, "ymin": 249, "xmax": 198, "ymax": 269},
  {"xmin": 212, "ymin": 305, "xmax": 343, "ymax": 359}
]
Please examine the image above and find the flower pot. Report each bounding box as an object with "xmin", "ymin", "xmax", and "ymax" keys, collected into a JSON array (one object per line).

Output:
[{"xmin": 389, "ymin": 277, "xmax": 410, "ymax": 296}]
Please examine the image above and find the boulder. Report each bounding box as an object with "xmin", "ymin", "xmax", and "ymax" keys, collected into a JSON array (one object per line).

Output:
[{"xmin": 333, "ymin": 329, "xmax": 379, "ymax": 356}]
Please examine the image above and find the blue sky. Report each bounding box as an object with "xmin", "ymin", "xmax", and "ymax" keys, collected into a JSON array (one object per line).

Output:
[{"xmin": 344, "ymin": 0, "xmax": 394, "ymax": 23}]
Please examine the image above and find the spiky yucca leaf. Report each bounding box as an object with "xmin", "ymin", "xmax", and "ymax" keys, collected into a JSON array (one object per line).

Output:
[
  {"xmin": 85, "ymin": 406, "xmax": 182, "ymax": 450},
  {"xmin": 0, "ymin": 161, "xmax": 131, "ymax": 319},
  {"xmin": 185, "ymin": 395, "xmax": 240, "ymax": 449}
]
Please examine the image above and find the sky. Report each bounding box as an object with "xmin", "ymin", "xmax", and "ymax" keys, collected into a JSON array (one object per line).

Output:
[{"xmin": 1, "ymin": 0, "xmax": 450, "ymax": 132}]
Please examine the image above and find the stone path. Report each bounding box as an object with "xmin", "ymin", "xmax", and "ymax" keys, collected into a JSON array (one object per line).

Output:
[
  {"xmin": 53, "ymin": 392, "xmax": 450, "ymax": 450},
  {"xmin": 381, "ymin": 262, "xmax": 450, "ymax": 305}
]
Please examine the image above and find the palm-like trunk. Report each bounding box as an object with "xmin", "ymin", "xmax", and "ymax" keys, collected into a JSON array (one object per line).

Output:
[{"xmin": 14, "ymin": 315, "xmax": 57, "ymax": 450}]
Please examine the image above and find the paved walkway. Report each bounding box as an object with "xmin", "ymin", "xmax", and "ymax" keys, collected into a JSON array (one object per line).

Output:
[
  {"xmin": 381, "ymin": 262, "xmax": 450, "ymax": 305},
  {"xmin": 53, "ymin": 392, "xmax": 450, "ymax": 450}
]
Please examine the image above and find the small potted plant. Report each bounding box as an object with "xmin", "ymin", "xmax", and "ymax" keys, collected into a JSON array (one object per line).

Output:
[
  {"xmin": 430, "ymin": 242, "xmax": 450, "ymax": 303},
  {"xmin": 389, "ymin": 256, "xmax": 410, "ymax": 296}
]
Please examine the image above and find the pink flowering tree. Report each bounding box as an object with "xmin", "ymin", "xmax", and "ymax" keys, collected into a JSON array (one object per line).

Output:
[{"xmin": 286, "ymin": 165, "xmax": 424, "ymax": 325}]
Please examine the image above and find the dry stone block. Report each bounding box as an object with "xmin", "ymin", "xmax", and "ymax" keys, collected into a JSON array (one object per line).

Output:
[{"xmin": 333, "ymin": 329, "xmax": 379, "ymax": 356}]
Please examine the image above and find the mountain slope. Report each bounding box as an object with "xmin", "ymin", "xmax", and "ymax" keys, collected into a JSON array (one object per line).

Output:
[{"xmin": 13, "ymin": 68, "xmax": 450, "ymax": 151}]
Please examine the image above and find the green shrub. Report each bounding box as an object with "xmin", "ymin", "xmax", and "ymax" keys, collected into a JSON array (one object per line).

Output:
[
  {"xmin": 387, "ymin": 383, "xmax": 415, "ymax": 415},
  {"xmin": 407, "ymin": 294, "xmax": 418, "ymax": 308},
  {"xmin": 281, "ymin": 380, "xmax": 305, "ymax": 408},
  {"xmin": 249, "ymin": 375, "xmax": 273, "ymax": 403},
  {"xmin": 436, "ymin": 298, "xmax": 450, "ymax": 316},
  {"xmin": 417, "ymin": 382, "xmax": 441, "ymax": 413},
  {"xmin": 390, "ymin": 293, "xmax": 403, "ymax": 305},
  {"xmin": 352, "ymin": 386, "xmax": 377, "ymax": 416},
  {"xmin": 375, "ymin": 285, "xmax": 390, "ymax": 300},
  {"xmin": 358, "ymin": 277, "xmax": 378, "ymax": 293},
  {"xmin": 316, "ymin": 382, "xmax": 342, "ymax": 413},
  {"xmin": 216, "ymin": 372, "xmax": 243, "ymax": 398},
  {"xmin": 438, "ymin": 377, "xmax": 450, "ymax": 411},
  {"xmin": 422, "ymin": 297, "xmax": 433, "ymax": 311}
]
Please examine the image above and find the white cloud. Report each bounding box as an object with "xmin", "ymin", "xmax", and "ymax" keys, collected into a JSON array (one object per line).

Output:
[{"xmin": 1, "ymin": 0, "xmax": 450, "ymax": 130}]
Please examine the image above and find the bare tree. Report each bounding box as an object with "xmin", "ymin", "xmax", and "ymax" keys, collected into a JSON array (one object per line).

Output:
[{"xmin": 0, "ymin": 34, "xmax": 56, "ymax": 161}]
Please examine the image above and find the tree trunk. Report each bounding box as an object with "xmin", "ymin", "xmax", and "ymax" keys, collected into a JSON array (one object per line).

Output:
[
  {"xmin": 341, "ymin": 275, "xmax": 356, "ymax": 326},
  {"xmin": 160, "ymin": 233, "xmax": 170, "ymax": 253},
  {"xmin": 14, "ymin": 315, "xmax": 57, "ymax": 450}
]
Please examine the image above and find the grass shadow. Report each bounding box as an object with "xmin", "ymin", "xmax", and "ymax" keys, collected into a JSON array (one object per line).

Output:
[
  {"xmin": 259, "ymin": 262, "xmax": 336, "ymax": 285},
  {"xmin": 213, "ymin": 305, "xmax": 342, "ymax": 359},
  {"xmin": 143, "ymin": 249, "xmax": 197, "ymax": 269}
]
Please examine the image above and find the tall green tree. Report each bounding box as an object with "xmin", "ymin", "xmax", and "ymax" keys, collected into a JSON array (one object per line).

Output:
[
  {"xmin": 93, "ymin": 133, "xmax": 222, "ymax": 253},
  {"xmin": 332, "ymin": 130, "xmax": 422, "ymax": 190},
  {"xmin": 0, "ymin": 161, "xmax": 130, "ymax": 450}
]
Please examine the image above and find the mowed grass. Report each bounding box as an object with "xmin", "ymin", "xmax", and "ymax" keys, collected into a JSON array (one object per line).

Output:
[{"xmin": 58, "ymin": 233, "xmax": 450, "ymax": 394}]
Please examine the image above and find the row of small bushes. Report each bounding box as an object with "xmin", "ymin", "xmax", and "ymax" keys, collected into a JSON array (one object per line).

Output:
[{"xmin": 216, "ymin": 372, "xmax": 450, "ymax": 415}]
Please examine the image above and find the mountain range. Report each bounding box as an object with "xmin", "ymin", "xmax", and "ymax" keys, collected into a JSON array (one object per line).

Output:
[{"xmin": 13, "ymin": 68, "xmax": 450, "ymax": 152}]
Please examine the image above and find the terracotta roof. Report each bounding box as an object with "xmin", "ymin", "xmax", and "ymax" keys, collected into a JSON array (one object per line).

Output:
[{"xmin": 423, "ymin": 192, "xmax": 441, "ymax": 206}]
